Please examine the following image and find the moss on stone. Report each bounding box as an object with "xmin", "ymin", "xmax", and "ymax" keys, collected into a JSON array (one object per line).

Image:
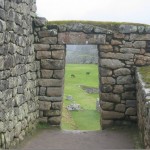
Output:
[{"xmin": 139, "ymin": 66, "xmax": 150, "ymax": 84}]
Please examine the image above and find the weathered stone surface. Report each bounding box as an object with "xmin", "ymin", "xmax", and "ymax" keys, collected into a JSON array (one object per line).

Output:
[
  {"xmin": 48, "ymin": 116, "xmax": 61, "ymax": 125},
  {"xmin": 52, "ymin": 50, "xmax": 65, "ymax": 59},
  {"xmin": 94, "ymin": 27, "xmax": 112, "ymax": 34},
  {"xmin": 101, "ymin": 93, "xmax": 120, "ymax": 103},
  {"xmin": 14, "ymin": 122, "xmax": 21, "ymax": 138},
  {"xmin": 51, "ymin": 45, "xmax": 65, "ymax": 50},
  {"xmin": 124, "ymin": 84, "xmax": 136, "ymax": 91},
  {"xmin": 125, "ymin": 108, "xmax": 137, "ymax": 115},
  {"xmin": 145, "ymin": 26, "xmax": 150, "ymax": 33},
  {"xmin": 101, "ymin": 110, "xmax": 124, "ymax": 119},
  {"xmin": 114, "ymin": 33, "xmax": 125, "ymax": 39},
  {"xmin": 114, "ymin": 68, "xmax": 131, "ymax": 76},
  {"xmin": 120, "ymin": 48, "xmax": 140, "ymax": 54},
  {"xmin": 39, "ymin": 101, "xmax": 51, "ymax": 111},
  {"xmin": 122, "ymin": 92, "xmax": 136, "ymax": 100},
  {"xmin": 39, "ymin": 87, "xmax": 46, "ymax": 96},
  {"xmin": 39, "ymin": 96, "xmax": 62, "ymax": 102},
  {"xmin": 100, "ymin": 68, "xmax": 112, "ymax": 76},
  {"xmin": 101, "ymin": 120, "xmax": 114, "ymax": 128},
  {"xmin": 111, "ymin": 40, "xmax": 122, "ymax": 45},
  {"xmin": 58, "ymin": 32, "xmax": 106, "ymax": 44},
  {"xmin": 119, "ymin": 25, "xmax": 137, "ymax": 33},
  {"xmin": 115, "ymin": 104, "xmax": 126, "ymax": 112},
  {"xmin": 47, "ymin": 87, "xmax": 62, "ymax": 96},
  {"xmin": 101, "ymin": 77, "xmax": 115, "ymax": 85},
  {"xmin": 0, "ymin": 56, "xmax": 4, "ymax": 70},
  {"xmin": 44, "ymin": 110, "xmax": 61, "ymax": 117},
  {"xmin": 39, "ymin": 117, "xmax": 47, "ymax": 123},
  {"xmin": 41, "ymin": 70, "xmax": 53, "ymax": 78},
  {"xmin": 36, "ymin": 51, "xmax": 51, "ymax": 59},
  {"xmin": 38, "ymin": 29, "xmax": 57, "ymax": 38},
  {"xmin": 130, "ymin": 34, "xmax": 150, "ymax": 41},
  {"xmin": 100, "ymin": 101, "xmax": 114, "ymax": 110},
  {"xmin": 34, "ymin": 17, "xmax": 47, "ymax": 27},
  {"xmin": 34, "ymin": 44, "xmax": 50, "ymax": 51},
  {"xmin": 113, "ymin": 85, "xmax": 123, "ymax": 94},
  {"xmin": 126, "ymin": 100, "xmax": 136, "ymax": 107},
  {"xmin": 53, "ymin": 70, "xmax": 64, "ymax": 79},
  {"xmin": 40, "ymin": 37, "xmax": 57, "ymax": 44},
  {"xmin": 52, "ymin": 102, "xmax": 62, "ymax": 110},
  {"xmin": 99, "ymin": 45, "xmax": 113, "ymax": 52},
  {"xmin": 101, "ymin": 85, "xmax": 113, "ymax": 92},
  {"xmin": 117, "ymin": 75, "xmax": 133, "ymax": 84},
  {"xmin": 100, "ymin": 52, "xmax": 134, "ymax": 60},
  {"xmin": 133, "ymin": 41, "xmax": 146, "ymax": 48},
  {"xmin": 101, "ymin": 59, "xmax": 125, "ymax": 69},
  {"xmin": 38, "ymin": 79, "xmax": 62, "ymax": 87},
  {"xmin": 41, "ymin": 59, "xmax": 64, "ymax": 70}
]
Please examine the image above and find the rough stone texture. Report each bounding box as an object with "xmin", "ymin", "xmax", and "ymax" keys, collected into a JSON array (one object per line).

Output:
[{"xmin": 136, "ymin": 69, "xmax": 150, "ymax": 148}]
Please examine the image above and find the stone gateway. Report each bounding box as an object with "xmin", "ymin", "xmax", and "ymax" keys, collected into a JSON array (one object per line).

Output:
[{"xmin": 0, "ymin": 0, "xmax": 150, "ymax": 148}]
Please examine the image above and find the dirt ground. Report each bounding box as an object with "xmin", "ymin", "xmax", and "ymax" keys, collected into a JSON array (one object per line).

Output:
[{"xmin": 18, "ymin": 126, "xmax": 142, "ymax": 150}]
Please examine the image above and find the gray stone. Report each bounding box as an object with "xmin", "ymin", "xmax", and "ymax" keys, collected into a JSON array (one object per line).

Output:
[
  {"xmin": 101, "ymin": 77, "xmax": 115, "ymax": 85},
  {"xmin": 113, "ymin": 85, "xmax": 123, "ymax": 94},
  {"xmin": 133, "ymin": 41, "xmax": 146, "ymax": 48},
  {"xmin": 0, "ymin": 0, "xmax": 4, "ymax": 8},
  {"xmin": 101, "ymin": 110, "xmax": 124, "ymax": 119},
  {"xmin": 34, "ymin": 44, "xmax": 50, "ymax": 51},
  {"xmin": 100, "ymin": 68, "xmax": 112, "ymax": 76},
  {"xmin": 126, "ymin": 100, "xmax": 136, "ymax": 107},
  {"xmin": 0, "ymin": 56, "xmax": 4, "ymax": 70},
  {"xmin": 52, "ymin": 102, "xmax": 62, "ymax": 110},
  {"xmin": 36, "ymin": 51, "xmax": 51, "ymax": 59},
  {"xmin": 41, "ymin": 70, "xmax": 53, "ymax": 79},
  {"xmin": 114, "ymin": 68, "xmax": 131, "ymax": 76},
  {"xmin": 111, "ymin": 40, "xmax": 122, "ymax": 45},
  {"xmin": 51, "ymin": 45, "xmax": 65, "ymax": 50},
  {"xmin": 100, "ymin": 101, "xmax": 114, "ymax": 110},
  {"xmin": 130, "ymin": 34, "xmax": 150, "ymax": 41},
  {"xmin": 38, "ymin": 79, "xmax": 62, "ymax": 87},
  {"xmin": 99, "ymin": 45, "xmax": 113, "ymax": 52},
  {"xmin": 41, "ymin": 59, "xmax": 65, "ymax": 70},
  {"xmin": 120, "ymin": 48, "xmax": 140, "ymax": 54},
  {"xmin": 34, "ymin": 17, "xmax": 47, "ymax": 27},
  {"xmin": 101, "ymin": 85, "xmax": 113, "ymax": 92},
  {"xmin": 83, "ymin": 24, "xmax": 93, "ymax": 33},
  {"xmin": 94, "ymin": 26, "xmax": 112, "ymax": 34},
  {"xmin": 101, "ymin": 93, "xmax": 120, "ymax": 103},
  {"xmin": 53, "ymin": 70, "xmax": 64, "ymax": 79},
  {"xmin": 115, "ymin": 104, "xmax": 126, "ymax": 112},
  {"xmin": 119, "ymin": 25, "xmax": 137, "ymax": 33},
  {"xmin": 39, "ymin": 101, "xmax": 51, "ymax": 111},
  {"xmin": 122, "ymin": 92, "xmax": 136, "ymax": 100},
  {"xmin": 47, "ymin": 87, "xmax": 62, "ymax": 97},
  {"xmin": 52, "ymin": 50, "xmax": 65, "ymax": 59},
  {"xmin": 40, "ymin": 37, "xmax": 57, "ymax": 44},
  {"xmin": 48, "ymin": 116, "xmax": 61, "ymax": 125},
  {"xmin": 125, "ymin": 108, "xmax": 137, "ymax": 116},
  {"xmin": 0, "ymin": 19, "xmax": 6, "ymax": 32},
  {"xmin": 14, "ymin": 122, "xmax": 22, "ymax": 138},
  {"xmin": 39, "ymin": 96, "xmax": 62, "ymax": 102},
  {"xmin": 38, "ymin": 29, "xmax": 57, "ymax": 38},
  {"xmin": 39, "ymin": 87, "xmax": 46, "ymax": 96},
  {"xmin": 138, "ymin": 26, "xmax": 145, "ymax": 33},
  {"xmin": 145, "ymin": 26, "xmax": 150, "ymax": 33},
  {"xmin": 117, "ymin": 75, "xmax": 133, "ymax": 84},
  {"xmin": 44, "ymin": 110, "xmax": 61, "ymax": 117},
  {"xmin": 124, "ymin": 84, "xmax": 136, "ymax": 91},
  {"xmin": 101, "ymin": 59, "xmax": 125, "ymax": 69}
]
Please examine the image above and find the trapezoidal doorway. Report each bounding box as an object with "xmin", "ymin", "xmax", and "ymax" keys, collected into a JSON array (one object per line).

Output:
[{"xmin": 62, "ymin": 45, "xmax": 100, "ymax": 130}]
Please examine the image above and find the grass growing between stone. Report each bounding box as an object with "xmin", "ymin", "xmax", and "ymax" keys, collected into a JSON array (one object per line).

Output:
[{"xmin": 61, "ymin": 64, "xmax": 100, "ymax": 130}]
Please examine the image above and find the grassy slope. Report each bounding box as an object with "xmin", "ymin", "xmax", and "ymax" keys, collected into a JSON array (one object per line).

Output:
[{"xmin": 61, "ymin": 64, "xmax": 100, "ymax": 130}]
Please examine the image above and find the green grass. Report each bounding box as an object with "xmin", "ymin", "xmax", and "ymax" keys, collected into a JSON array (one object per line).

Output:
[
  {"xmin": 61, "ymin": 64, "xmax": 100, "ymax": 130},
  {"xmin": 139, "ymin": 66, "xmax": 150, "ymax": 84}
]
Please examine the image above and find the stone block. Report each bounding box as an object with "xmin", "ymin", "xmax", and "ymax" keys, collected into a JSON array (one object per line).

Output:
[
  {"xmin": 39, "ymin": 87, "xmax": 46, "ymax": 96},
  {"xmin": 113, "ymin": 85, "xmax": 123, "ymax": 94},
  {"xmin": 41, "ymin": 59, "xmax": 65, "ymax": 70},
  {"xmin": 53, "ymin": 70, "xmax": 64, "ymax": 79},
  {"xmin": 124, "ymin": 84, "xmax": 136, "ymax": 91},
  {"xmin": 133, "ymin": 41, "xmax": 146, "ymax": 48},
  {"xmin": 40, "ymin": 37, "xmax": 57, "ymax": 44},
  {"xmin": 36, "ymin": 51, "xmax": 51, "ymax": 59},
  {"xmin": 48, "ymin": 116, "xmax": 61, "ymax": 125},
  {"xmin": 44, "ymin": 110, "xmax": 61, "ymax": 117},
  {"xmin": 119, "ymin": 25, "xmax": 137, "ymax": 33},
  {"xmin": 101, "ymin": 93, "xmax": 120, "ymax": 103},
  {"xmin": 34, "ymin": 44, "xmax": 50, "ymax": 51},
  {"xmin": 41, "ymin": 70, "xmax": 53, "ymax": 79},
  {"xmin": 52, "ymin": 102, "xmax": 62, "ymax": 110},
  {"xmin": 38, "ymin": 79, "xmax": 62, "ymax": 87},
  {"xmin": 114, "ymin": 68, "xmax": 131, "ymax": 76},
  {"xmin": 38, "ymin": 29, "xmax": 57, "ymax": 38},
  {"xmin": 117, "ymin": 75, "xmax": 133, "ymax": 84},
  {"xmin": 99, "ymin": 45, "xmax": 113, "ymax": 52},
  {"xmin": 122, "ymin": 92, "xmax": 136, "ymax": 100},
  {"xmin": 100, "ymin": 68, "xmax": 112, "ymax": 76},
  {"xmin": 111, "ymin": 40, "xmax": 122, "ymax": 45},
  {"xmin": 115, "ymin": 104, "xmax": 126, "ymax": 112},
  {"xmin": 47, "ymin": 87, "xmax": 62, "ymax": 97},
  {"xmin": 101, "ymin": 77, "xmax": 115, "ymax": 85},
  {"xmin": 126, "ymin": 100, "xmax": 136, "ymax": 107},
  {"xmin": 125, "ymin": 108, "xmax": 137, "ymax": 116},
  {"xmin": 101, "ymin": 59, "xmax": 125, "ymax": 69},
  {"xmin": 52, "ymin": 50, "xmax": 65, "ymax": 59},
  {"xmin": 58, "ymin": 32, "xmax": 106, "ymax": 44},
  {"xmin": 101, "ymin": 120, "xmax": 114, "ymax": 128},
  {"xmin": 0, "ymin": 56, "xmax": 4, "ymax": 70},
  {"xmin": 51, "ymin": 45, "xmax": 65, "ymax": 50},
  {"xmin": 101, "ymin": 110, "xmax": 124, "ymax": 119},
  {"xmin": 39, "ymin": 117, "xmax": 48, "ymax": 123},
  {"xmin": 130, "ymin": 34, "xmax": 150, "ymax": 41},
  {"xmin": 34, "ymin": 17, "xmax": 47, "ymax": 27},
  {"xmin": 100, "ymin": 101, "xmax": 114, "ymax": 110},
  {"xmin": 120, "ymin": 48, "xmax": 140, "ymax": 54},
  {"xmin": 14, "ymin": 122, "xmax": 21, "ymax": 138},
  {"xmin": 114, "ymin": 33, "xmax": 125, "ymax": 39},
  {"xmin": 39, "ymin": 101, "xmax": 51, "ymax": 111},
  {"xmin": 39, "ymin": 96, "xmax": 62, "ymax": 102},
  {"xmin": 101, "ymin": 85, "xmax": 113, "ymax": 92}
]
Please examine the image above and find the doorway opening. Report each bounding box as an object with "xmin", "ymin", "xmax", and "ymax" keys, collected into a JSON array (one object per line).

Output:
[{"xmin": 61, "ymin": 45, "xmax": 101, "ymax": 130}]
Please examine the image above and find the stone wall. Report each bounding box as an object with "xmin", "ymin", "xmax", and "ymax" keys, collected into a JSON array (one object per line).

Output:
[
  {"xmin": 136, "ymin": 67, "xmax": 150, "ymax": 148},
  {"xmin": 34, "ymin": 20, "xmax": 150, "ymax": 129},
  {"xmin": 0, "ymin": 0, "xmax": 38, "ymax": 148}
]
